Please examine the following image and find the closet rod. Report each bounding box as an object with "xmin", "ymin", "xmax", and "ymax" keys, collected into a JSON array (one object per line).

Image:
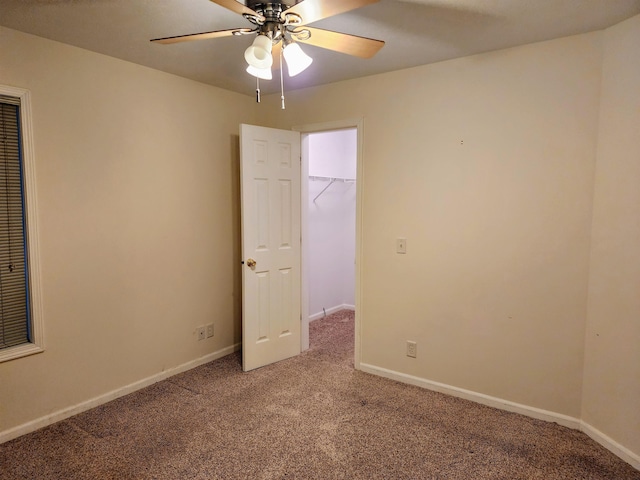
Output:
[{"xmin": 311, "ymin": 176, "xmax": 356, "ymax": 202}]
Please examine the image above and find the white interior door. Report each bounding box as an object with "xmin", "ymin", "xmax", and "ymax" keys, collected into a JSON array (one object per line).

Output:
[{"xmin": 240, "ymin": 124, "xmax": 301, "ymax": 371}]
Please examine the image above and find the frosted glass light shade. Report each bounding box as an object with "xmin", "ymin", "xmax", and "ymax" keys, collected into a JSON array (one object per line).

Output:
[
  {"xmin": 244, "ymin": 35, "xmax": 273, "ymax": 69},
  {"xmin": 247, "ymin": 65, "xmax": 272, "ymax": 80},
  {"xmin": 283, "ymin": 42, "xmax": 312, "ymax": 76}
]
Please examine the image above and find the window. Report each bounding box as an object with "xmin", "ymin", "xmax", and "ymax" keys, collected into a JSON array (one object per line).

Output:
[{"xmin": 0, "ymin": 85, "xmax": 44, "ymax": 362}]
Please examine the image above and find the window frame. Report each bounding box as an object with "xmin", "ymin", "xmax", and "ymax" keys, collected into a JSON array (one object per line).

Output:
[{"xmin": 0, "ymin": 85, "xmax": 45, "ymax": 363}]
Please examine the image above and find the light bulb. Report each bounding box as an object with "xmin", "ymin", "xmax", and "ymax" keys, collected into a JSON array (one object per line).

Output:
[{"xmin": 283, "ymin": 42, "xmax": 313, "ymax": 77}]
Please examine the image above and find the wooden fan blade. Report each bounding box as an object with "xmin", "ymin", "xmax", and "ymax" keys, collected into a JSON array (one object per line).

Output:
[
  {"xmin": 294, "ymin": 27, "xmax": 384, "ymax": 58},
  {"xmin": 151, "ymin": 28, "xmax": 252, "ymax": 45},
  {"xmin": 209, "ymin": 0, "xmax": 265, "ymax": 22},
  {"xmin": 282, "ymin": 0, "xmax": 379, "ymax": 26}
]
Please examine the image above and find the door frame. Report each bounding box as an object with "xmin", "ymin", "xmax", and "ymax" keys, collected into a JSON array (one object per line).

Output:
[{"xmin": 293, "ymin": 118, "xmax": 364, "ymax": 369}]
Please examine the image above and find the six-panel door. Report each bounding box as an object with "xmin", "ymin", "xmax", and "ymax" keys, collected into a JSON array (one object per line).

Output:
[{"xmin": 240, "ymin": 124, "xmax": 301, "ymax": 371}]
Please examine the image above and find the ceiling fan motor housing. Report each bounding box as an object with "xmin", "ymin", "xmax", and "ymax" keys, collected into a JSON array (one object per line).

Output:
[{"xmin": 243, "ymin": 2, "xmax": 305, "ymax": 44}]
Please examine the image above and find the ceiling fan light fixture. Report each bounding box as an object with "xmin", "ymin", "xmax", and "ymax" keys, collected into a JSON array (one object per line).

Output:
[
  {"xmin": 152, "ymin": 0, "xmax": 385, "ymax": 105},
  {"xmin": 246, "ymin": 65, "xmax": 273, "ymax": 80},
  {"xmin": 244, "ymin": 34, "xmax": 273, "ymax": 69},
  {"xmin": 283, "ymin": 42, "xmax": 313, "ymax": 77}
]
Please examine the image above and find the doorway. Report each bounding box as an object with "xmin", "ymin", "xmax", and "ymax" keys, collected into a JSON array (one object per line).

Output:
[
  {"xmin": 297, "ymin": 119, "xmax": 363, "ymax": 368},
  {"xmin": 307, "ymin": 128, "xmax": 356, "ymax": 321}
]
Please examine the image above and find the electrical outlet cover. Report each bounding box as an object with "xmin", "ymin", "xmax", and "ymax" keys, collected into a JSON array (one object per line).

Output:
[{"xmin": 406, "ymin": 340, "xmax": 417, "ymax": 358}]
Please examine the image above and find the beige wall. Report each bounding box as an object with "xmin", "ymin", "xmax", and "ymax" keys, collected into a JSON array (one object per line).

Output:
[
  {"xmin": 0, "ymin": 27, "xmax": 256, "ymax": 433},
  {"xmin": 583, "ymin": 14, "xmax": 640, "ymax": 456},
  {"xmin": 268, "ymin": 32, "xmax": 603, "ymax": 418}
]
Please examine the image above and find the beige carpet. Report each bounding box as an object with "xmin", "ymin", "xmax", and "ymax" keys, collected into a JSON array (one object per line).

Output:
[{"xmin": 1, "ymin": 310, "xmax": 638, "ymax": 479}]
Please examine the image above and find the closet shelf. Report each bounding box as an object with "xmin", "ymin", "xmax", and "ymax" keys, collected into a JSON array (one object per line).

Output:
[
  {"xmin": 309, "ymin": 175, "xmax": 356, "ymax": 182},
  {"xmin": 310, "ymin": 176, "xmax": 356, "ymax": 202}
]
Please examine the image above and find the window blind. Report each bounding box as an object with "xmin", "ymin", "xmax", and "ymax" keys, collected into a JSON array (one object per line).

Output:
[{"xmin": 0, "ymin": 95, "xmax": 29, "ymax": 348}]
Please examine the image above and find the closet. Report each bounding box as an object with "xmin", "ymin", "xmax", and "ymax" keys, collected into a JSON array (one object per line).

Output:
[{"xmin": 307, "ymin": 128, "xmax": 357, "ymax": 320}]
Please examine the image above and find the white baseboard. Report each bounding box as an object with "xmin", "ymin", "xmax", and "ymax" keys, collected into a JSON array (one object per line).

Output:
[
  {"xmin": 580, "ymin": 421, "xmax": 640, "ymax": 470},
  {"xmin": 359, "ymin": 363, "xmax": 581, "ymax": 429},
  {"xmin": 359, "ymin": 363, "xmax": 640, "ymax": 470},
  {"xmin": 0, "ymin": 343, "xmax": 241, "ymax": 445},
  {"xmin": 309, "ymin": 304, "xmax": 355, "ymax": 322}
]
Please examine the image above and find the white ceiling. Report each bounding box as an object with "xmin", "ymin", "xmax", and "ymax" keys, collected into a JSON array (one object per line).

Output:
[{"xmin": 1, "ymin": 0, "xmax": 639, "ymax": 96}]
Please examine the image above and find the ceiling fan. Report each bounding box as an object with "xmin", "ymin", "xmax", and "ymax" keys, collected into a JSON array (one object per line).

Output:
[{"xmin": 151, "ymin": 0, "xmax": 385, "ymax": 105}]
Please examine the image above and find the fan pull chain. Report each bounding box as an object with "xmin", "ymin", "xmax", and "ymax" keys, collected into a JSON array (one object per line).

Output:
[
  {"xmin": 256, "ymin": 77, "xmax": 261, "ymax": 103},
  {"xmin": 280, "ymin": 48, "xmax": 285, "ymax": 110}
]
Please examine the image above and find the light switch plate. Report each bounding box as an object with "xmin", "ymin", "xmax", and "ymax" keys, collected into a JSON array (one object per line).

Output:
[{"xmin": 396, "ymin": 238, "xmax": 407, "ymax": 254}]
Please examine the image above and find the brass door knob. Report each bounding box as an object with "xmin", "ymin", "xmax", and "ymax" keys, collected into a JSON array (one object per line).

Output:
[{"xmin": 246, "ymin": 258, "xmax": 257, "ymax": 268}]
